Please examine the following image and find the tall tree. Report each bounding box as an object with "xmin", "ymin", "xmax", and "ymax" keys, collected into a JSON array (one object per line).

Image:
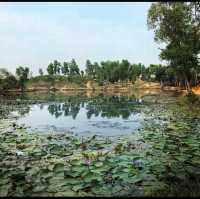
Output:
[
  {"xmin": 39, "ymin": 68, "xmax": 43, "ymax": 76},
  {"xmin": 69, "ymin": 59, "xmax": 80, "ymax": 76},
  {"xmin": 85, "ymin": 60, "xmax": 95, "ymax": 78},
  {"xmin": 62, "ymin": 62, "xmax": 69, "ymax": 75},
  {"xmin": 47, "ymin": 63, "xmax": 54, "ymax": 75},
  {"xmin": 147, "ymin": 2, "xmax": 200, "ymax": 92},
  {"xmin": 53, "ymin": 60, "xmax": 61, "ymax": 75},
  {"xmin": 119, "ymin": 60, "xmax": 130, "ymax": 81}
]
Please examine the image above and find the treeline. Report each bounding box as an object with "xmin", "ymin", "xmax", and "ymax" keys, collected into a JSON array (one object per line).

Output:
[
  {"xmin": 44, "ymin": 59, "xmax": 147, "ymax": 83},
  {"xmin": 43, "ymin": 59, "xmax": 179, "ymax": 86},
  {"xmin": 44, "ymin": 58, "xmax": 200, "ymax": 88},
  {"xmin": 0, "ymin": 60, "xmax": 165, "ymax": 91},
  {"xmin": 1, "ymin": 58, "xmax": 200, "ymax": 92}
]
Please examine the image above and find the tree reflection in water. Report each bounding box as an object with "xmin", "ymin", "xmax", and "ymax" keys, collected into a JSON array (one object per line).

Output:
[{"xmin": 46, "ymin": 95, "xmax": 143, "ymax": 120}]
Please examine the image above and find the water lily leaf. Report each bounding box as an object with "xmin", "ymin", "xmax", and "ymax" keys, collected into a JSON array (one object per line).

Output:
[
  {"xmin": 32, "ymin": 185, "xmax": 46, "ymax": 193},
  {"xmin": 54, "ymin": 190, "xmax": 77, "ymax": 197},
  {"xmin": 72, "ymin": 184, "xmax": 88, "ymax": 192},
  {"xmin": 94, "ymin": 162, "xmax": 103, "ymax": 167},
  {"xmin": 0, "ymin": 178, "xmax": 10, "ymax": 185},
  {"xmin": 84, "ymin": 173, "xmax": 102, "ymax": 183},
  {"xmin": 70, "ymin": 159, "xmax": 82, "ymax": 166},
  {"xmin": 48, "ymin": 164, "xmax": 55, "ymax": 171},
  {"xmin": 0, "ymin": 183, "xmax": 11, "ymax": 196},
  {"xmin": 64, "ymin": 178, "xmax": 82, "ymax": 185},
  {"xmin": 54, "ymin": 190, "xmax": 76, "ymax": 196},
  {"xmin": 27, "ymin": 167, "xmax": 40, "ymax": 176},
  {"xmin": 78, "ymin": 191, "xmax": 89, "ymax": 196},
  {"xmin": 41, "ymin": 172, "xmax": 54, "ymax": 179},
  {"xmin": 53, "ymin": 163, "xmax": 64, "ymax": 173},
  {"xmin": 117, "ymin": 173, "xmax": 130, "ymax": 181},
  {"xmin": 71, "ymin": 165, "xmax": 87, "ymax": 174},
  {"xmin": 80, "ymin": 170, "xmax": 90, "ymax": 178}
]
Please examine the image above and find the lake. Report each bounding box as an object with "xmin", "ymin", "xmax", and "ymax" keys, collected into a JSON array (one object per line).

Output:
[
  {"xmin": 11, "ymin": 92, "xmax": 148, "ymax": 136},
  {"xmin": 7, "ymin": 90, "xmax": 182, "ymax": 136}
]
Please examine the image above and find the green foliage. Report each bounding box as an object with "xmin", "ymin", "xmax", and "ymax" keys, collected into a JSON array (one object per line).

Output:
[
  {"xmin": 1, "ymin": 92, "xmax": 200, "ymax": 196},
  {"xmin": 16, "ymin": 66, "xmax": 30, "ymax": 91},
  {"xmin": 38, "ymin": 68, "xmax": 43, "ymax": 76},
  {"xmin": 69, "ymin": 59, "xmax": 80, "ymax": 76},
  {"xmin": 61, "ymin": 62, "xmax": 69, "ymax": 75},
  {"xmin": 147, "ymin": 2, "xmax": 200, "ymax": 91},
  {"xmin": 85, "ymin": 60, "xmax": 146, "ymax": 84},
  {"xmin": 85, "ymin": 60, "xmax": 95, "ymax": 79},
  {"xmin": 47, "ymin": 63, "xmax": 54, "ymax": 75},
  {"xmin": 0, "ymin": 69, "xmax": 18, "ymax": 91}
]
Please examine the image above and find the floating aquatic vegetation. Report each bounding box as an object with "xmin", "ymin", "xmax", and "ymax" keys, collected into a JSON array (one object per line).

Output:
[{"xmin": 1, "ymin": 92, "xmax": 200, "ymax": 196}]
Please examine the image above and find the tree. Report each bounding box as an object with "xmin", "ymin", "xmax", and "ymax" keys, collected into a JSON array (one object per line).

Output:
[
  {"xmin": 85, "ymin": 60, "xmax": 95, "ymax": 79},
  {"xmin": 147, "ymin": 2, "xmax": 200, "ymax": 93},
  {"xmin": 39, "ymin": 68, "xmax": 43, "ymax": 76},
  {"xmin": 129, "ymin": 63, "xmax": 145, "ymax": 82},
  {"xmin": 69, "ymin": 59, "xmax": 80, "ymax": 76},
  {"xmin": 53, "ymin": 60, "xmax": 61, "ymax": 75},
  {"xmin": 62, "ymin": 62, "xmax": 69, "ymax": 75},
  {"xmin": 93, "ymin": 62, "xmax": 100, "ymax": 79},
  {"xmin": 47, "ymin": 63, "xmax": 54, "ymax": 75},
  {"xmin": 16, "ymin": 66, "xmax": 30, "ymax": 91},
  {"xmin": 0, "ymin": 69, "xmax": 18, "ymax": 91},
  {"xmin": 119, "ymin": 60, "xmax": 131, "ymax": 81}
]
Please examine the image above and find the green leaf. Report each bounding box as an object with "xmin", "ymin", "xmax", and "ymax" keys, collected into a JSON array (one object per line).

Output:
[
  {"xmin": 94, "ymin": 162, "xmax": 103, "ymax": 167},
  {"xmin": 54, "ymin": 190, "xmax": 76, "ymax": 196}
]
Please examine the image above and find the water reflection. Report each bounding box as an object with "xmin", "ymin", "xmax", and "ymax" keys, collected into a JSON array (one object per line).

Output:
[
  {"xmin": 6, "ymin": 90, "xmax": 183, "ymax": 135},
  {"xmin": 16, "ymin": 107, "xmax": 31, "ymax": 117},
  {"xmin": 44, "ymin": 95, "xmax": 142, "ymax": 120},
  {"xmin": 6, "ymin": 90, "xmax": 182, "ymax": 120},
  {"xmin": 11, "ymin": 93, "xmax": 147, "ymax": 135}
]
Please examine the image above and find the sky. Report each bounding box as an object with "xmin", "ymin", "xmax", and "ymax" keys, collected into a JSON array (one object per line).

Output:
[{"xmin": 0, "ymin": 2, "xmax": 163, "ymax": 76}]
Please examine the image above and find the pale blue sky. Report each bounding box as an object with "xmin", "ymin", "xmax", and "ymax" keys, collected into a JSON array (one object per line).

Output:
[{"xmin": 0, "ymin": 2, "xmax": 163, "ymax": 75}]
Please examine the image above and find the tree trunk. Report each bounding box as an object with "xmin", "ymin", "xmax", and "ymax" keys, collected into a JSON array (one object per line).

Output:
[
  {"xmin": 195, "ymin": 73, "xmax": 198, "ymax": 86},
  {"xmin": 160, "ymin": 80, "xmax": 164, "ymax": 89},
  {"xmin": 184, "ymin": 73, "xmax": 192, "ymax": 94}
]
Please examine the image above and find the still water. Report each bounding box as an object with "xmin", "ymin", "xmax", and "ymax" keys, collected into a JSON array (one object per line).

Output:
[
  {"xmin": 11, "ymin": 90, "xmax": 181, "ymax": 136},
  {"xmin": 12, "ymin": 92, "xmax": 148, "ymax": 136}
]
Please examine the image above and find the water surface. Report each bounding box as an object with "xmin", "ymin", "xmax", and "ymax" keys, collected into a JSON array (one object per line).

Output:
[
  {"xmin": 13, "ymin": 93, "xmax": 146, "ymax": 136},
  {"xmin": 10, "ymin": 90, "xmax": 182, "ymax": 136}
]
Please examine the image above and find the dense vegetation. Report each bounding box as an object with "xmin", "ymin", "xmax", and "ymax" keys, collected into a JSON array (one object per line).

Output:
[{"xmin": 1, "ymin": 91, "xmax": 200, "ymax": 196}]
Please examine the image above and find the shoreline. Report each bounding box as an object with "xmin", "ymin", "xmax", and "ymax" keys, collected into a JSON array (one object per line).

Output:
[{"xmin": 4, "ymin": 85, "xmax": 183, "ymax": 93}]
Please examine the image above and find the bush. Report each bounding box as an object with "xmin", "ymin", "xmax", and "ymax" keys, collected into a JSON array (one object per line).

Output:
[{"xmin": 0, "ymin": 75, "xmax": 19, "ymax": 91}]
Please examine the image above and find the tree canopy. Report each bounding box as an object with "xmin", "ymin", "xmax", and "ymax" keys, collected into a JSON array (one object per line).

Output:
[{"xmin": 147, "ymin": 2, "xmax": 200, "ymax": 92}]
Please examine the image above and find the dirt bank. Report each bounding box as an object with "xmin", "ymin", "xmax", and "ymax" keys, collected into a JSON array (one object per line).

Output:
[
  {"xmin": 192, "ymin": 86, "xmax": 200, "ymax": 95},
  {"xmin": 3, "ymin": 79, "xmax": 184, "ymax": 93},
  {"xmin": 133, "ymin": 79, "xmax": 161, "ymax": 89}
]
